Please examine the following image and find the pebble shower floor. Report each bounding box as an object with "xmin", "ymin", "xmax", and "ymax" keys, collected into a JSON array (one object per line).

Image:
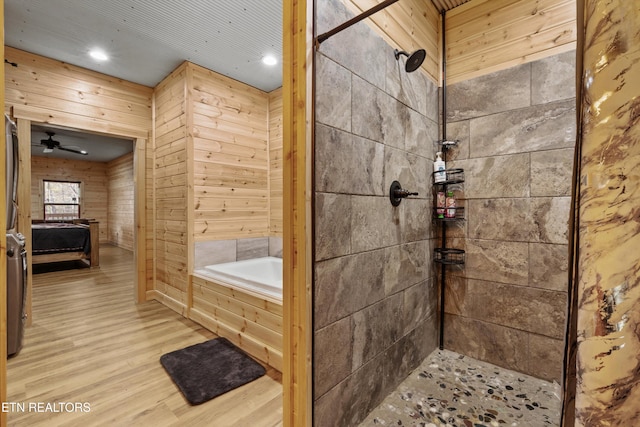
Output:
[{"xmin": 359, "ymin": 349, "xmax": 561, "ymax": 427}]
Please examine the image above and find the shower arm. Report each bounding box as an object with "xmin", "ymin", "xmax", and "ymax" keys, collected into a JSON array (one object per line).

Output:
[{"xmin": 315, "ymin": 0, "xmax": 400, "ymax": 47}]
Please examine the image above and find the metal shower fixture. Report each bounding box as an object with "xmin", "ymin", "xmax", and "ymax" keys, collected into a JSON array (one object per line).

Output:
[{"xmin": 394, "ymin": 49, "xmax": 426, "ymax": 73}]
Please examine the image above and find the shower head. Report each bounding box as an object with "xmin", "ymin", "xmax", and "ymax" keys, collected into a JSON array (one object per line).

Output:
[{"xmin": 394, "ymin": 48, "xmax": 426, "ymax": 73}]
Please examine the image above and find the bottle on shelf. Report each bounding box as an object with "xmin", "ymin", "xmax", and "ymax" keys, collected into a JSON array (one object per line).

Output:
[
  {"xmin": 433, "ymin": 151, "xmax": 446, "ymax": 183},
  {"xmin": 436, "ymin": 191, "xmax": 445, "ymax": 218},
  {"xmin": 445, "ymin": 191, "xmax": 456, "ymax": 218}
]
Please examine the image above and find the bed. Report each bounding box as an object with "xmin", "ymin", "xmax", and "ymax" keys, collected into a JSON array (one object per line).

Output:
[{"xmin": 31, "ymin": 220, "xmax": 100, "ymax": 267}]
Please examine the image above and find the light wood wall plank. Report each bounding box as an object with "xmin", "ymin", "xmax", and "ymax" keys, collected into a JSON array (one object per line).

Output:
[
  {"xmin": 30, "ymin": 156, "xmax": 109, "ymax": 242},
  {"xmin": 152, "ymin": 63, "xmax": 188, "ymax": 313},
  {"xmin": 189, "ymin": 63, "xmax": 271, "ymax": 242},
  {"xmin": 269, "ymin": 88, "xmax": 283, "ymax": 237},
  {"xmin": 107, "ymin": 152, "xmax": 135, "ymax": 251},
  {"xmin": 283, "ymin": 0, "xmax": 313, "ymax": 424},
  {"xmin": 445, "ymin": 0, "xmax": 576, "ymax": 83}
]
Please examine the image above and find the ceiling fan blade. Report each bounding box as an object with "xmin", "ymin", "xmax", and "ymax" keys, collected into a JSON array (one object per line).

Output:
[{"xmin": 57, "ymin": 146, "xmax": 88, "ymax": 155}]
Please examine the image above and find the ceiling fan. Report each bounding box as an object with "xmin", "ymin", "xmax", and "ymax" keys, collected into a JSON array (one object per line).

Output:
[{"xmin": 38, "ymin": 131, "xmax": 88, "ymax": 155}]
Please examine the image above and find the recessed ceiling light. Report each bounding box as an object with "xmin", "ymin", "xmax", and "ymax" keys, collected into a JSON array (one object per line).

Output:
[
  {"xmin": 89, "ymin": 49, "xmax": 109, "ymax": 62},
  {"xmin": 262, "ymin": 55, "xmax": 277, "ymax": 66}
]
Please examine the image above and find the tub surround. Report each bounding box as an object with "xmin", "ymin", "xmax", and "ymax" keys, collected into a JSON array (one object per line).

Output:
[
  {"xmin": 443, "ymin": 50, "xmax": 576, "ymax": 383},
  {"xmin": 190, "ymin": 274, "xmax": 283, "ymax": 371},
  {"xmin": 194, "ymin": 237, "xmax": 283, "ymax": 269}
]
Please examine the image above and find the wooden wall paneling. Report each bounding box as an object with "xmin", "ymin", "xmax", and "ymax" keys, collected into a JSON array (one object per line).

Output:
[
  {"xmin": 30, "ymin": 156, "xmax": 109, "ymax": 241},
  {"xmin": 283, "ymin": 0, "xmax": 313, "ymax": 424},
  {"xmin": 189, "ymin": 63, "xmax": 270, "ymax": 242},
  {"xmin": 444, "ymin": 0, "xmax": 576, "ymax": 83},
  {"xmin": 344, "ymin": 0, "xmax": 441, "ymax": 83},
  {"xmin": 152, "ymin": 63, "xmax": 189, "ymax": 313},
  {"xmin": 16, "ymin": 119, "xmax": 32, "ymax": 328},
  {"xmin": 269, "ymin": 88, "xmax": 283, "ymax": 236},
  {"xmin": 191, "ymin": 275, "xmax": 283, "ymax": 371},
  {"xmin": 107, "ymin": 152, "xmax": 135, "ymax": 251},
  {"xmin": 5, "ymin": 47, "xmax": 152, "ymax": 307},
  {"xmin": 186, "ymin": 64, "xmax": 195, "ymax": 316}
]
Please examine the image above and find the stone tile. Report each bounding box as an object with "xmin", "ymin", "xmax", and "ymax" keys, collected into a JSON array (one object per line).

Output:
[
  {"xmin": 315, "ymin": 0, "xmax": 387, "ymax": 90},
  {"xmin": 531, "ymin": 197, "xmax": 571, "ymax": 244},
  {"xmin": 529, "ymin": 243, "xmax": 569, "ymax": 291},
  {"xmin": 444, "ymin": 274, "xmax": 466, "ymax": 315},
  {"xmin": 450, "ymin": 153, "xmax": 530, "ymax": 199},
  {"xmin": 315, "ymin": 123, "xmax": 384, "ymax": 195},
  {"xmin": 236, "ymin": 237, "xmax": 269, "ymax": 261},
  {"xmin": 531, "ymin": 148, "xmax": 574, "ymax": 197},
  {"xmin": 527, "ymin": 334, "xmax": 564, "ymax": 382},
  {"xmin": 315, "ymin": 193, "xmax": 351, "ymax": 261},
  {"xmin": 268, "ymin": 237, "xmax": 282, "ymax": 258},
  {"xmin": 350, "ymin": 196, "xmax": 399, "ymax": 253},
  {"xmin": 532, "ymin": 50, "xmax": 577, "ymax": 105},
  {"xmin": 465, "ymin": 239, "xmax": 529, "ymax": 286},
  {"xmin": 315, "ymin": 53, "xmax": 351, "ymax": 132},
  {"xmin": 383, "ymin": 241, "xmax": 429, "ymax": 296},
  {"xmin": 314, "ymin": 249, "xmax": 385, "ymax": 329},
  {"xmin": 468, "ymin": 198, "xmax": 536, "ymax": 242},
  {"xmin": 194, "ymin": 239, "xmax": 236, "ymax": 268},
  {"xmin": 446, "ymin": 63, "xmax": 531, "ymax": 121},
  {"xmin": 352, "ymin": 76, "xmax": 408, "ymax": 149},
  {"xmin": 314, "ymin": 317, "xmax": 352, "ymax": 397},
  {"xmin": 405, "ymin": 108, "xmax": 438, "ymax": 159},
  {"xmin": 385, "ymin": 49, "xmax": 429, "ymax": 116},
  {"xmin": 398, "ymin": 198, "xmax": 431, "ymax": 243},
  {"xmin": 469, "ymin": 100, "xmax": 576, "ymax": 158},
  {"xmin": 424, "ymin": 78, "xmax": 440, "ymax": 123},
  {"xmin": 362, "ymin": 349, "xmax": 562, "ymax": 426},
  {"xmin": 403, "ymin": 279, "xmax": 437, "ymax": 335},
  {"xmin": 444, "ymin": 314, "xmax": 529, "ymax": 373},
  {"xmin": 383, "ymin": 316, "xmax": 438, "ymax": 396},
  {"xmin": 314, "ymin": 353, "xmax": 386, "ymax": 427},
  {"xmin": 463, "ymin": 279, "xmax": 567, "ymax": 339},
  {"xmin": 352, "ymin": 293, "xmax": 403, "ymax": 371},
  {"xmin": 444, "ymin": 120, "xmax": 470, "ymax": 161},
  {"xmin": 384, "ymin": 147, "xmax": 429, "ymax": 197}
]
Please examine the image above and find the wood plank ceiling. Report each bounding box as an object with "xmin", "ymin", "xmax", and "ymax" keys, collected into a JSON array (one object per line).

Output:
[{"xmin": 431, "ymin": 0, "xmax": 472, "ymax": 12}]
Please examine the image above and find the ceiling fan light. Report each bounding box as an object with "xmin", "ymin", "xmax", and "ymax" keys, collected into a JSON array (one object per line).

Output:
[{"xmin": 43, "ymin": 148, "xmax": 53, "ymax": 153}]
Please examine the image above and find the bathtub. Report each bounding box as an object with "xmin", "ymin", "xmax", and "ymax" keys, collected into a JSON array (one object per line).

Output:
[
  {"xmin": 196, "ymin": 256, "xmax": 282, "ymax": 301},
  {"xmin": 191, "ymin": 256, "xmax": 284, "ymax": 371}
]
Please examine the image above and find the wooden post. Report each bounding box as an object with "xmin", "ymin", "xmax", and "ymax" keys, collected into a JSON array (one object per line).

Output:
[{"xmin": 283, "ymin": 0, "xmax": 313, "ymax": 425}]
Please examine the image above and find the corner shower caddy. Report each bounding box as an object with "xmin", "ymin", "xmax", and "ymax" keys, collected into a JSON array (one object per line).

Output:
[
  {"xmin": 432, "ymin": 159, "xmax": 465, "ymax": 265},
  {"xmin": 433, "ymin": 141, "xmax": 465, "ymax": 350}
]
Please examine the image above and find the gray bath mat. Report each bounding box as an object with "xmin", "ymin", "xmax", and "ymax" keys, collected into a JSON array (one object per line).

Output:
[{"xmin": 160, "ymin": 337, "xmax": 266, "ymax": 405}]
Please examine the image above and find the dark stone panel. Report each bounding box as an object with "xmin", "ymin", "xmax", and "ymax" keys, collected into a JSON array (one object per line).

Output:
[{"xmin": 314, "ymin": 317, "xmax": 352, "ymax": 397}]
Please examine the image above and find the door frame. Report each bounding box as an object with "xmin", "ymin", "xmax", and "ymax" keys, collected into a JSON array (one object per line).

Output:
[{"xmin": 14, "ymin": 118, "xmax": 147, "ymax": 326}]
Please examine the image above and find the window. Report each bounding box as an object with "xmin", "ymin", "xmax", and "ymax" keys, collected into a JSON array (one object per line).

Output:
[{"xmin": 43, "ymin": 180, "xmax": 81, "ymax": 221}]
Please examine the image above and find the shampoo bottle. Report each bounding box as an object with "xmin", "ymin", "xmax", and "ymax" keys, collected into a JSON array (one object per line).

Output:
[{"xmin": 434, "ymin": 151, "xmax": 446, "ymax": 183}]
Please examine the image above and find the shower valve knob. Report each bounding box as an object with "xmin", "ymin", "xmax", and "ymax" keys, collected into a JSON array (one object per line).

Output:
[{"xmin": 389, "ymin": 180, "xmax": 418, "ymax": 206}]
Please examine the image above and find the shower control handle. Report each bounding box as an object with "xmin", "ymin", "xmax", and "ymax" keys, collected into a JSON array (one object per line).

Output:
[
  {"xmin": 395, "ymin": 189, "xmax": 418, "ymax": 198},
  {"xmin": 390, "ymin": 180, "xmax": 418, "ymax": 206}
]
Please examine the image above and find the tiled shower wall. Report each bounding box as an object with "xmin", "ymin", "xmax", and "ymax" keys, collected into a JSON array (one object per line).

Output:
[
  {"xmin": 313, "ymin": 0, "xmax": 439, "ymax": 425},
  {"xmin": 443, "ymin": 51, "xmax": 576, "ymax": 382}
]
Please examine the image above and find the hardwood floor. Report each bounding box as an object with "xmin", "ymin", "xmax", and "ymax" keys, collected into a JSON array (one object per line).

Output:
[{"xmin": 6, "ymin": 245, "xmax": 283, "ymax": 427}]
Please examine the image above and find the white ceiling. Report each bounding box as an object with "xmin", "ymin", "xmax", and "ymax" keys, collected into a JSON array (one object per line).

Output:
[
  {"xmin": 5, "ymin": 0, "xmax": 283, "ymax": 92},
  {"xmin": 5, "ymin": 0, "xmax": 283, "ymax": 162}
]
